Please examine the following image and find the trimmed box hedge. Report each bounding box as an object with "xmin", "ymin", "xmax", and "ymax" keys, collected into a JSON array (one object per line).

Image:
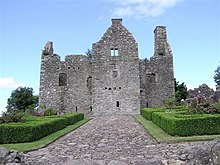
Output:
[
  {"xmin": 141, "ymin": 107, "xmax": 220, "ymax": 136},
  {"xmin": 152, "ymin": 111, "xmax": 220, "ymax": 136},
  {"xmin": 0, "ymin": 113, "xmax": 84, "ymax": 144},
  {"xmin": 140, "ymin": 106, "xmax": 187, "ymax": 121},
  {"xmin": 140, "ymin": 107, "xmax": 166, "ymax": 120}
]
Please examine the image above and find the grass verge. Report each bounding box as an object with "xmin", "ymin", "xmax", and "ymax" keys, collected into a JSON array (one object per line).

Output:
[
  {"xmin": 135, "ymin": 115, "xmax": 220, "ymax": 143},
  {"xmin": 0, "ymin": 118, "xmax": 90, "ymax": 152}
]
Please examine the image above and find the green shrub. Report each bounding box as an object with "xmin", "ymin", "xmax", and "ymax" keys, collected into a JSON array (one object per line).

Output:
[
  {"xmin": 0, "ymin": 113, "xmax": 84, "ymax": 144},
  {"xmin": 63, "ymin": 113, "xmax": 84, "ymax": 125},
  {"xmin": 188, "ymin": 95, "xmax": 220, "ymax": 114},
  {"xmin": 163, "ymin": 97, "xmax": 177, "ymax": 110},
  {"xmin": 140, "ymin": 107, "xmax": 166, "ymax": 120},
  {"xmin": 44, "ymin": 108, "xmax": 58, "ymax": 116},
  {"xmin": 213, "ymin": 102, "xmax": 220, "ymax": 113},
  {"xmin": 151, "ymin": 111, "xmax": 220, "ymax": 136},
  {"xmin": 1, "ymin": 111, "xmax": 25, "ymax": 123},
  {"xmin": 140, "ymin": 106, "xmax": 188, "ymax": 121}
]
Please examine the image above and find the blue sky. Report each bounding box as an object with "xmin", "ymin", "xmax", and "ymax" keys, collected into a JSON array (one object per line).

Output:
[{"xmin": 0, "ymin": 0, "xmax": 220, "ymax": 114}]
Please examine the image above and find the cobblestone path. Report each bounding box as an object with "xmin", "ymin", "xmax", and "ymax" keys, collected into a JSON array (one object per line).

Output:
[{"xmin": 24, "ymin": 115, "xmax": 203, "ymax": 165}]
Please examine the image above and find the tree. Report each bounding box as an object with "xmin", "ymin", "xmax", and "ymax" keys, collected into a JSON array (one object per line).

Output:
[
  {"xmin": 7, "ymin": 87, "xmax": 39, "ymax": 112},
  {"xmin": 85, "ymin": 49, "xmax": 92, "ymax": 62},
  {"xmin": 214, "ymin": 65, "xmax": 220, "ymax": 86},
  {"xmin": 174, "ymin": 79, "xmax": 188, "ymax": 103}
]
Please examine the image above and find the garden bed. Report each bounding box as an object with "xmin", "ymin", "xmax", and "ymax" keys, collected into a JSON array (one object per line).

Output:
[
  {"xmin": 141, "ymin": 107, "xmax": 220, "ymax": 136},
  {"xmin": 0, "ymin": 113, "xmax": 84, "ymax": 144}
]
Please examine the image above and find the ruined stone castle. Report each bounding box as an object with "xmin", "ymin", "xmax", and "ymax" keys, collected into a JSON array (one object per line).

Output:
[{"xmin": 39, "ymin": 19, "xmax": 174, "ymax": 116}]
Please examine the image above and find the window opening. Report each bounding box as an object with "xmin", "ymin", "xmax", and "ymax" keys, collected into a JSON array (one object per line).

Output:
[
  {"xmin": 111, "ymin": 48, "xmax": 119, "ymax": 56},
  {"xmin": 116, "ymin": 101, "xmax": 119, "ymax": 107},
  {"xmin": 113, "ymin": 70, "xmax": 118, "ymax": 78},
  {"xmin": 90, "ymin": 106, "xmax": 92, "ymax": 111},
  {"xmin": 119, "ymin": 87, "xmax": 121, "ymax": 89},
  {"xmin": 109, "ymin": 88, "xmax": 111, "ymax": 90},
  {"xmin": 76, "ymin": 106, "xmax": 78, "ymax": 112},
  {"xmin": 59, "ymin": 73, "xmax": 67, "ymax": 86},
  {"xmin": 111, "ymin": 49, "xmax": 114, "ymax": 56}
]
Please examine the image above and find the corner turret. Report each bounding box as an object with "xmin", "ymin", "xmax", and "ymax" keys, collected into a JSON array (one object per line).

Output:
[
  {"xmin": 42, "ymin": 41, "xmax": 54, "ymax": 57},
  {"xmin": 154, "ymin": 26, "xmax": 172, "ymax": 56}
]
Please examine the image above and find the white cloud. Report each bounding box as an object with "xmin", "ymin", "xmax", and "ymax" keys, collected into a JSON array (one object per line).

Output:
[
  {"xmin": 0, "ymin": 77, "xmax": 24, "ymax": 89},
  {"xmin": 108, "ymin": 0, "xmax": 182, "ymax": 18}
]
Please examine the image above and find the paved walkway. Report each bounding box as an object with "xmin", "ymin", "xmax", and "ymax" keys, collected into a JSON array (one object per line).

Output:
[{"xmin": 24, "ymin": 115, "xmax": 203, "ymax": 165}]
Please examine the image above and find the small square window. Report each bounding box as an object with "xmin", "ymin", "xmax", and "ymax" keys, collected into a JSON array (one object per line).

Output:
[{"xmin": 111, "ymin": 48, "xmax": 119, "ymax": 56}]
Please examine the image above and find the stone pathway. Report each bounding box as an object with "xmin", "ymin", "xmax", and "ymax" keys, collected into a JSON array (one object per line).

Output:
[{"xmin": 24, "ymin": 115, "xmax": 207, "ymax": 165}]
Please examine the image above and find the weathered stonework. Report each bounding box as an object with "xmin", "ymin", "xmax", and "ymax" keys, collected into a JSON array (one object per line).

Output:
[
  {"xmin": 187, "ymin": 84, "xmax": 220, "ymax": 102},
  {"xmin": 39, "ymin": 19, "xmax": 175, "ymax": 115},
  {"xmin": 140, "ymin": 26, "xmax": 174, "ymax": 107}
]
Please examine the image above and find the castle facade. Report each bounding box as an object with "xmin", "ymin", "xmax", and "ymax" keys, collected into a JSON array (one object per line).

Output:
[{"xmin": 39, "ymin": 19, "xmax": 174, "ymax": 116}]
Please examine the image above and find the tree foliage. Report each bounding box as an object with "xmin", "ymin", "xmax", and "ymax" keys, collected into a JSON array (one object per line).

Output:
[
  {"xmin": 85, "ymin": 49, "xmax": 92, "ymax": 62},
  {"xmin": 7, "ymin": 87, "xmax": 39, "ymax": 112},
  {"xmin": 174, "ymin": 79, "xmax": 188, "ymax": 103},
  {"xmin": 214, "ymin": 65, "xmax": 220, "ymax": 86}
]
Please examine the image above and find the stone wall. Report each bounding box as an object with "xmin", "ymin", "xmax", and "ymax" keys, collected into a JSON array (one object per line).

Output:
[
  {"xmin": 39, "ymin": 19, "xmax": 175, "ymax": 115},
  {"xmin": 92, "ymin": 19, "xmax": 140, "ymax": 115},
  {"xmin": 39, "ymin": 49, "xmax": 91, "ymax": 115},
  {"xmin": 187, "ymin": 84, "xmax": 214, "ymax": 101},
  {"xmin": 140, "ymin": 26, "xmax": 175, "ymax": 107},
  {"xmin": 187, "ymin": 84, "xmax": 220, "ymax": 102}
]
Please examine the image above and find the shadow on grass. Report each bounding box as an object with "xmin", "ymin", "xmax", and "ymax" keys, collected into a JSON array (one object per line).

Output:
[
  {"xmin": 0, "ymin": 118, "xmax": 91, "ymax": 152},
  {"xmin": 135, "ymin": 115, "xmax": 220, "ymax": 143}
]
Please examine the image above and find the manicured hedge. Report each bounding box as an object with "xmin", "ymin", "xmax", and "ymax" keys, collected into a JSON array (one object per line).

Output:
[
  {"xmin": 140, "ymin": 107, "xmax": 166, "ymax": 120},
  {"xmin": 140, "ymin": 106, "xmax": 188, "ymax": 121},
  {"xmin": 151, "ymin": 111, "xmax": 220, "ymax": 136},
  {"xmin": 0, "ymin": 113, "xmax": 84, "ymax": 144},
  {"xmin": 63, "ymin": 113, "xmax": 84, "ymax": 125}
]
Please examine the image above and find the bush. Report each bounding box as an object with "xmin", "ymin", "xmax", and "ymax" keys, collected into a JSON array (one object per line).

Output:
[
  {"xmin": 151, "ymin": 111, "xmax": 220, "ymax": 136},
  {"xmin": 140, "ymin": 107, "xmax": 166, "ymax": 120},
  {"xmin": 140, "ymin": 106, "xmax": 188, "ymax": 121},
  {"xmin": 1, "ymin": 111, "xmax": 25, "ymax": 123},
  {"xmin": 213, "ymin": 102, "xmax": 220, "ymax": 113},
  {"xmin": 0, "ymin": 113, "xmax": 84, "ymax": 144},
  {"xmin": 188, "ymin": 95, "xmax": 220, "ymax": 114},
  {"xmin": 44, "ymin": 108, "xmax": 58, "ymax": 116},
  {"xmin": 63, "ymin": 113, "xmax": 84, "ymax": 125},
  {"xmin": 163, "ymin": 97, "xmax": 177, "ymax": 110}
]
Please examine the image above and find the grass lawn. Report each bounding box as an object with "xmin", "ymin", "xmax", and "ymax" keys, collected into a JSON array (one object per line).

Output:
[
  {"xmin": 0, "ymin": 118, "xmax": 90, "ymax": 152},
  {"xmin": 135, "ymin": 115, "xmax": 220, "ymax": 143}
]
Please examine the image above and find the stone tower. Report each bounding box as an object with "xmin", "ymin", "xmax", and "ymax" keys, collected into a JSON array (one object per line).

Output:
[
  {"xmin": 92, "ymin": 19, "xmax": 140, "ymax": 115},
  {"xmin": 140, "ymin": 26, "xmax": 175, "ymax": 107},
  {"xmin": 39, "ymin": 19, "xmax": 174, "ymax": 116}
]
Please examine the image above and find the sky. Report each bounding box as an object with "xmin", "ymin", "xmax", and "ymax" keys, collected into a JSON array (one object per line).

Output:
[{"xmin": 0, "ymin": 0, "xmax": 220, "ymax": 115}]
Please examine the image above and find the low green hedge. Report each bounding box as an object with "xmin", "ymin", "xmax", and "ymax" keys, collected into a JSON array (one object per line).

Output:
[
  {"xmin": 151, "ymin": 111, "xmax": 220, "ymax": 136},
  {"xmin": 63, "ymin": 113, "xmax": 84, "ymax": 125},
  {"xmin": 140, "ymin": 107, "xmax": 166, "ymax": 120},
  {"xmin": 140, "ymin": 106, "xmax": 188, "ymax": 121},
  {"xmin": 0, "ymin": 113, "xmax": 84, "ymax": 144}
]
